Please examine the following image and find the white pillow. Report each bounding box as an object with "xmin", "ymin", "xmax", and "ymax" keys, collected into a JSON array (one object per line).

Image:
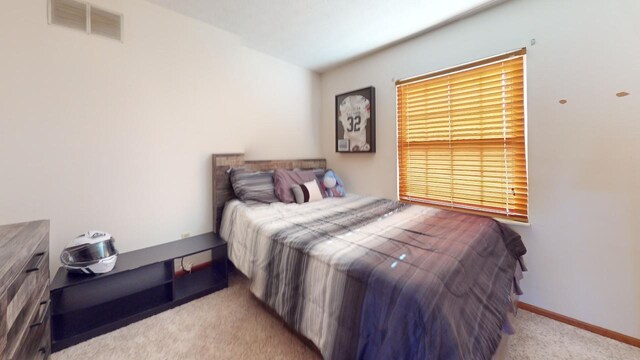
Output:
[{"xmin": 291, "ymin": 180, "xmax": 323, "ymax": 204}]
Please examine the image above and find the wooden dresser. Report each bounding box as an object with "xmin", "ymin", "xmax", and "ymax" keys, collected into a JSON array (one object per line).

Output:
[{"xmin": 0, "ymin": 220, "xmax": 50, "ymax": 360}]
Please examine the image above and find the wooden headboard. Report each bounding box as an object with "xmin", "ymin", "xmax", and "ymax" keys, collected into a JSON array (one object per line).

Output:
[{"xmin": 212, "ymin": 153, "xmax": 327, "ymax": 233}]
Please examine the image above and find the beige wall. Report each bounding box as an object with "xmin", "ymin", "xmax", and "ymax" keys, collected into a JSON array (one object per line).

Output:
[
  {"xmin": 0, "ymin": 0, "xmax": 320, "ymax": 274},
  {"xmin": 320, "ymin": 0, "xmax": 640, "ymax": 338}
]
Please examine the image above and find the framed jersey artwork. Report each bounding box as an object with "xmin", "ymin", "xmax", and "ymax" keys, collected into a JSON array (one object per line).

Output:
[{"xmin": 335, "ymin": 86, "xmax": 376, "ymax": 153}]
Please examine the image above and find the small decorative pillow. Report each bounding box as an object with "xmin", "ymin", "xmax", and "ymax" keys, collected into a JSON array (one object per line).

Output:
[
  {"xmin": 229, "ymin": 168, "xmax": 279, "ymax": 203},
  {"xmin": 273, "ymin": 169, "xmax": 317, "ymax": 203},
  {"xmin": 322, "ymin": 170, "xmax": 346, "ymax": 198},
  {"xmin": 291, "ymin": 180, "xmax": 324, "ymax": 204}
]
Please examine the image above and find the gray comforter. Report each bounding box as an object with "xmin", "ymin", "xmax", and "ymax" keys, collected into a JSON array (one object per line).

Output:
[{"xmin": 220, "ymin": 195, "xmax": 525, "ymax": 360}]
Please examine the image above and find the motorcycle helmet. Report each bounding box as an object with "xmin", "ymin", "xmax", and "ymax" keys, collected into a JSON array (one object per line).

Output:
[{"xmin": 60, "ymin": 231, "xmax": 118, "ymax": 274}]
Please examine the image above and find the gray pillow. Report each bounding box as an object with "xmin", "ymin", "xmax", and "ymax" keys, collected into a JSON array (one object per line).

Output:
[{"xmin": 230, "ymin": 168, "xmax": 279, "ymax": 203}]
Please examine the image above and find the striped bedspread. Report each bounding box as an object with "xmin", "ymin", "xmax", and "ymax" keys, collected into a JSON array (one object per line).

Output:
[{"xmin": 220, "ymin": 194, "xmax": 525, "ymax": 360}]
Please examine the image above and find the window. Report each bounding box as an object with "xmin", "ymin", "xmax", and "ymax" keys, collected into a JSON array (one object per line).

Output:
[{"xmin": 396, "ymin": 49, "xmax": 528, "ymax": 222}]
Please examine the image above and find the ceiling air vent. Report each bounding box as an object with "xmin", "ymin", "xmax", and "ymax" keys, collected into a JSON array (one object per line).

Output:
[{"xmin": 48, "ymin": 0, "xmax": 123, "ymax": 42}]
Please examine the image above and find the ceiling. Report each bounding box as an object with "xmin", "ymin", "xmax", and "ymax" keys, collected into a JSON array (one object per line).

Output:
[{"xmin": 146, "ymin": 0, "xmax": 506, "ymax": 72}]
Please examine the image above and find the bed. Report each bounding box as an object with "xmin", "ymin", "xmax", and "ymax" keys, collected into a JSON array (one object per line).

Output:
[{"xmin": 212, "ymin": 154, "xmax": 526, "ymax": 360}]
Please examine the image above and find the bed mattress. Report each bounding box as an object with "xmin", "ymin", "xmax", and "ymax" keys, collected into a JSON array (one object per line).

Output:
[{"xmin": 220, "ymin": 194, "xmax": 525, "ymax": 360}]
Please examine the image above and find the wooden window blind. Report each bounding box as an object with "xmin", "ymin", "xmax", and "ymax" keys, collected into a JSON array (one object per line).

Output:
[{"xmin": 396, "ymin": 49, "xmax": 528, "ymax": 222}]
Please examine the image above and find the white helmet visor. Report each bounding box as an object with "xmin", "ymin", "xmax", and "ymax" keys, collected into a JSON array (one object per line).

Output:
[{"xmin": 61, "ymin": 239, "xmax": 118, "ymax": 266}]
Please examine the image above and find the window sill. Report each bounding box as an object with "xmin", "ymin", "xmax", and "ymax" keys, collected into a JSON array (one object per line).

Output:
[{"xmin": 495, "ymin": 217, "xmax": 530, "ymax": 227}]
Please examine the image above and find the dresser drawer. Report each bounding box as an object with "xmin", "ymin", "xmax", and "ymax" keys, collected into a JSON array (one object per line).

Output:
[
  {"xmin": 0, "ymin": 291, "xmax": 7, "ymax": 359},
  {"xmin": 4, "ymin": 237, "xmax": 49, "ymax": 359},
  {"xmin": 9, "ymin": 294, "xmax": 50, "ymax": 360}
]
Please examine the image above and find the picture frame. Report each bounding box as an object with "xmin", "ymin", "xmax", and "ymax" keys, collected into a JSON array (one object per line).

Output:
[{"xmin": 335, "ymin": 86, "xmax": 375, "ymax": 153}]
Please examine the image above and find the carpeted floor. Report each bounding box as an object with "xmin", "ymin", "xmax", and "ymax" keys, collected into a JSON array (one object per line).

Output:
[{"xmin": 53, "ymin": 273, "xmax": 640, "ymax": 360}]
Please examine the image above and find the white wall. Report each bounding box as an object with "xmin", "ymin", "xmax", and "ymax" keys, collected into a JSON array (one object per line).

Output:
[
  {"xmin": 320, "ymin": 0, "xmax": 640, "ymax": 338},
  {"xmin": 0, "ymin": 0, "xmax": 320, "ymax": 275}
]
